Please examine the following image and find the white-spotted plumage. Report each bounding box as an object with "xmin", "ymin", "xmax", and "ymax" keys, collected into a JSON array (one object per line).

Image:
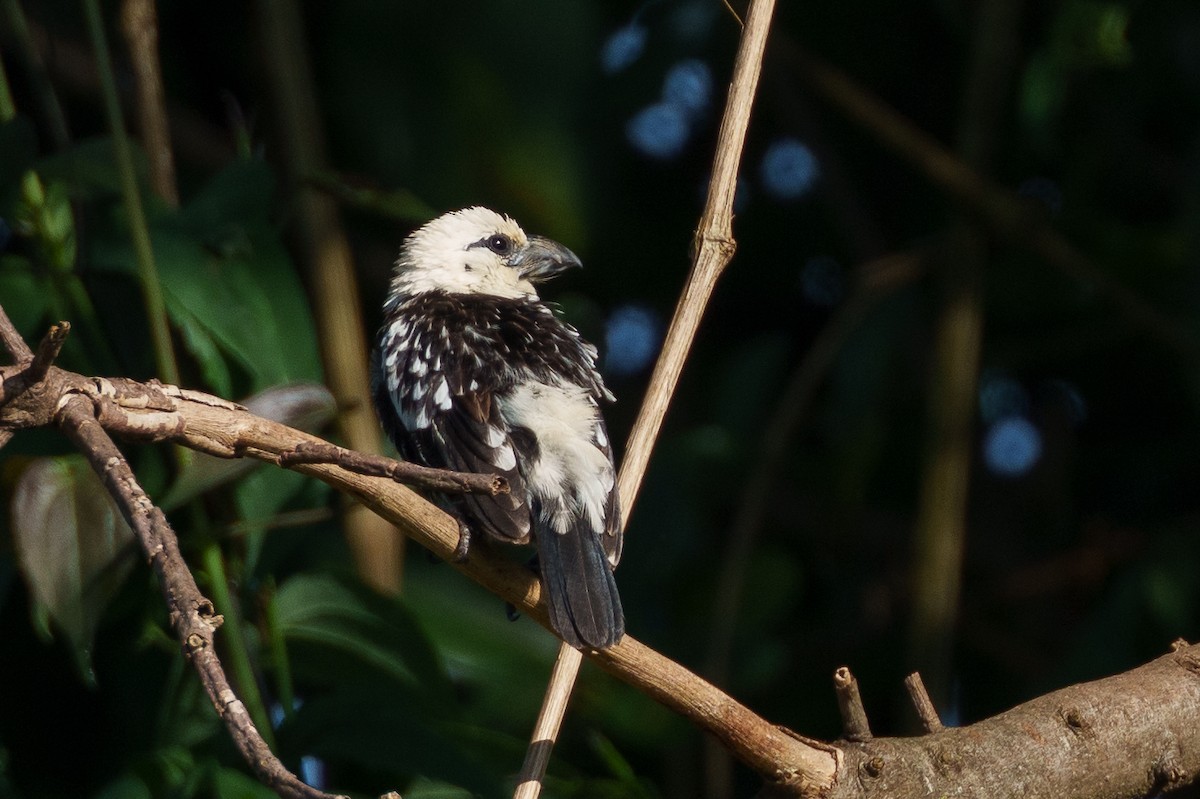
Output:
[{"xmin": 371, "ymin": 207, "xmax": 624, "ymax": 649}]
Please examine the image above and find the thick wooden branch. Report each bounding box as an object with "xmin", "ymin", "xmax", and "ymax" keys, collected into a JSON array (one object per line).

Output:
[
  {"xmin": 830, "ymin": 644, "xmax": 1200, "ymax": 799},
  {"xmin": 4, "ymin": 360, "xmax": 1200, "ymax": 798},
  {"xmin": 0, "ymin": 360, "xmax": 838, "ymax": 795}
]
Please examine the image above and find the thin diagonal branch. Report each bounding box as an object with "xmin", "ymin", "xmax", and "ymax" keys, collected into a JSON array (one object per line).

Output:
[{"xmin": 514, "ymin": 2, "xmax": 779, "ymax": 796}]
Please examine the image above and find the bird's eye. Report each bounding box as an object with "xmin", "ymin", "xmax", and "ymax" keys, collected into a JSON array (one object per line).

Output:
[{"xmin": 486, "ymin": 234, "xmax": 512, "ymax": 255}]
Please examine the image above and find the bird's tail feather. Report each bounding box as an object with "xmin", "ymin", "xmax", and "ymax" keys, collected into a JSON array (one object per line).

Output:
[{"xmin": 536, "ymin": 520, "xmax": 624, "ymax": 649}]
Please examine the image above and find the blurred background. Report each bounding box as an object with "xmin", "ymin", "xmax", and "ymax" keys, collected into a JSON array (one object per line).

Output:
[{"xmin": 2, "ymin": 0, "xmax": 1200, "ymax": 797}]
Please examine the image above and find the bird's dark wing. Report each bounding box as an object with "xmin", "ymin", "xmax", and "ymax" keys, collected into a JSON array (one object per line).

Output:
[
  {"xmin": 372, "ymin": 306, "xmax": 533, "ymax": 544},
  {"xmin": 432, "ymin": 391, "xmax": 532, "ymax": 544}
]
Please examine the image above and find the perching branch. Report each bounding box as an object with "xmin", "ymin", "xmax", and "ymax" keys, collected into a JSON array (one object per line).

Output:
[
  {"xmin": 0, "ymin": 330, "xmax": 835, "ymax": 798},
  {"xmin": 3, "ymin": 319, "xmax": 1200, "ymax": 798}
]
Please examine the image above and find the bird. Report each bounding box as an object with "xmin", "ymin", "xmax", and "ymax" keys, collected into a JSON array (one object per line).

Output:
[{"xmin": 371, "ymin": 206, "xmax": 624, "ymax": 649}]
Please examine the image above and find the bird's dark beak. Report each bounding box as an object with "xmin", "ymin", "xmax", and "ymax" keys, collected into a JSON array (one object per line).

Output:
[{"xmin": 513, "ymin": 235, "xmax": 582, "ymax": 282}]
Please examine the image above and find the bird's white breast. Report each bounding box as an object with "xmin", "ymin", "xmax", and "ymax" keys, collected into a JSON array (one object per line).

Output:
[{"xmin": 497, "ymin": 381, "xmax": 614, "ymax": 535}]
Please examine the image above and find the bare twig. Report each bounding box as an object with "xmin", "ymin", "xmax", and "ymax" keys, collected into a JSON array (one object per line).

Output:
[
  {"xmin": 834, "ymin": 667, "xmax": 872, "ymax": 742},
  {"xmin": 615, "ymin": 0, "xmax": 776, "ymax": 518},
  {"xmin": 279, "ymin": 440, "xmax": 506, "ymax": 496},
  {"xmin": 511, "ymin": 644, "xmax": 585, "ymax": 798},
  {"xmin": 904, "ymin": 672, "xmax": 944, "ymax": 733},
  {"xmin": 514, "ymin": 2, "xmax": 779, "ymax": 796},
  {"xmin": 27, "ymin": 321, "xmax": 70, "ymax": 383}
]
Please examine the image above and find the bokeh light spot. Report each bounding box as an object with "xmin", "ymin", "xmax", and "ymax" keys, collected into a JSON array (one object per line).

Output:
[
  {"xmin": 662, "ymin": 59, "xmax": 712, "ymax": 118},
  {"xmin": 626, "ymin": 103, "xmax": 690, "ymax": 160},
  {"xmin": 301, "ymin": 756, "xmax": 327, "ymax": 790},
  {"xmin": 604, "ymin": 304, "xmax": 661, "ymax": 377},
  {"xmin": 761, "ymin": 138, "xmax": 820, "ymax": 200},
  {"xmin": 983, "ymin": 416, "xmax": 1042, "ymax": 477},
  {"xmin": 601, "ymin": 24, "xmax": 647, "ymax": 74}
]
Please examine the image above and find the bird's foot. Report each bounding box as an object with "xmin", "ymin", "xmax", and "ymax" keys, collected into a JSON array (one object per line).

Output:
[
  {"xmin": 505, "ymin": 602, "xmax": 521, "ymax": 622},
  {"xmin": 451, "ymin": 521, "xmax": 472, "ymax": 563}
]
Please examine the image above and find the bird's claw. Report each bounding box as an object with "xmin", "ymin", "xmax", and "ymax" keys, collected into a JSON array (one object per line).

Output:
[{"xmin": 451, "ymin": 521, "xmax": 472, "ymax": 563}]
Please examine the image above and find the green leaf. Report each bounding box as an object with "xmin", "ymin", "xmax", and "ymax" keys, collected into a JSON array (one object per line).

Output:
[
  {"xmin": 13, "ymin": 172, "xmax": 77, "ymax": 273},
  {"xmin": 274, "ymin": 573, "xmax": 451, "ymax": 698},
  {"xmin": 10, "ymin": 456, "xmax": 136, "ymax": 684},
  {"xmin": 86, "ymin": 159, "xmax": 321, "ymax": 393},
  {"xmin": 156, "ymin": 229, "xmax": 320, "ymax": 390},
  {"xmin": 587, "ymin": 732, "xmax": 635, "ymax": 781},
  {"xmin": 177, "ymin": 159, "xmax": 275, "ymax": 248}
]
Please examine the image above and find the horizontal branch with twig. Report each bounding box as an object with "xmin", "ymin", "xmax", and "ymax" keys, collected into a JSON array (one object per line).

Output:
[{"xmin": 2, "ymin": 307, "xmax": 1199, "ymax": 798}]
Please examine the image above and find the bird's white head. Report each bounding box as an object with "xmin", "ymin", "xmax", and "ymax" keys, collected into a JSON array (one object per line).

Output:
[{"xmin": 390, "ymin": 206, "xmax": 582, "ymax": 300}]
